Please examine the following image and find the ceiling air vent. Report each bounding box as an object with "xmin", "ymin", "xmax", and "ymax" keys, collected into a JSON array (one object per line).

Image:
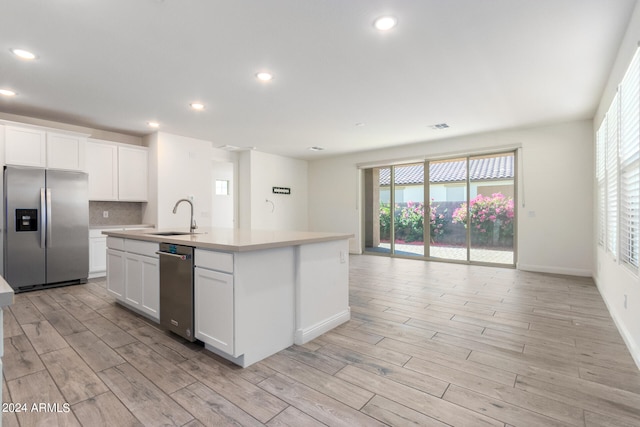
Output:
[{"xmin": 429, "ymin": 123, "xmax": 449, "ymax": 130}]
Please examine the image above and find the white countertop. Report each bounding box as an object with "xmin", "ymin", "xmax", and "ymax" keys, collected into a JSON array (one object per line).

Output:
[
  {"xmin": 0, "ymin": 275, "xmax": 15, "ymax": 308},
  {"xmin": 102, "ymin": 227, "xmax": 353, "ymax": 252}
]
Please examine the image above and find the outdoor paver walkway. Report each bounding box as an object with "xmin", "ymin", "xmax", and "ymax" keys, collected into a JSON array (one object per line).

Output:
[{"xmin": 375, "ymin": 243, "xmax": 514, "ymax": 264}]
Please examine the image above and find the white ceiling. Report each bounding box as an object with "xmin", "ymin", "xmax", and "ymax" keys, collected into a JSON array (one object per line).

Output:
[{"xmin": 1, "ymin": 0, "xmax": 636, "ymax": 159}]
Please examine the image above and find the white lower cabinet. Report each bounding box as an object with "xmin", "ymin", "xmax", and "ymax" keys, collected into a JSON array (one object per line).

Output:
[
  {"xmin": 194, "ymin": 266, "xmax": 234, "ymax": 355},
  {"xmin": 106, "ymin": 248, "xmax": 125, "ymax": 299},
  {"xmin": 106, "ymin": 238, "xmax": 159, "ymax": 321},
  {"xmin": 89, "ymin": 230, "xmax": 108, "ymax": 278},
  {"xmin": 124, "ymin": 252, "xmax": 159, "ymax": 320}
]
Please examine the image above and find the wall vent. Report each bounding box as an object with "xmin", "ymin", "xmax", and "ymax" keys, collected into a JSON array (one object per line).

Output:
[{"xmin": 430, "ymin": 123, "xmax": 450, "ymax": 129}]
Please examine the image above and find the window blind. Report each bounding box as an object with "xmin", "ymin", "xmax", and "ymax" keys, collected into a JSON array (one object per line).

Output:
[
  {"xmin": 606, "ymin": 93, "xmax": 619, "ymax": 257},
  {"xmin": 596, "ymin": 119, "xmax": 607, "ymax": 247},
  {"xmin": 619, "ymin": 48, "xmax": 640, "ymax": 269},
  {"xmin": 620, "ymin": 163, "xmax": 639, "ymax": 268}
]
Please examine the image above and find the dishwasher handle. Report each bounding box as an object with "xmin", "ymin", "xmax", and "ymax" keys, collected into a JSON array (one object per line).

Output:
[{"xmin": 156, "ymin": 251, "xmax": 191, "ymax": 261}]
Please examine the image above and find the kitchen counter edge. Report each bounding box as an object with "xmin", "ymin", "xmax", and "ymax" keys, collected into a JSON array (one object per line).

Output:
[
  {"xmin": 0, "ymin": 276, "xmax": 15, "ymax": 308},
  {"xmin": 102, "ymin": 228, "xmax": 354, "ymax": 252}
]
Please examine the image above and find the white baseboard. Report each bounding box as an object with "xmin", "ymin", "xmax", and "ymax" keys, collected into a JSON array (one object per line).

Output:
[
  {"xmin": 88, "ymin": 271, "xmax": 106, "ymax": 280},
  {"xmin": 295, "ymin": 308, "xmax": 351, "ymax": 345},
  {"xmin": 517, "ymin": 263, "xmax": 592, "ymax": 277}
]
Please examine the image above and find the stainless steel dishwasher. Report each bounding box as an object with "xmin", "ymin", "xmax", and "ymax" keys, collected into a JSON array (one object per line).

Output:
[{"xmin": 157, "ymin": 243, "xmax": 196, "ymax": 342}]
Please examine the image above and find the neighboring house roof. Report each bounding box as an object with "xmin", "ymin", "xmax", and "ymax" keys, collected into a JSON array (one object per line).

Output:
[{"xmin": 379, "ymin": 156, "xmax": 514, "ymax": 185}]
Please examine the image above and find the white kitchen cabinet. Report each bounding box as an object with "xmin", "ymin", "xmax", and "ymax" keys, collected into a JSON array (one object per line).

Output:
[
  {"xmin": 106, "ymin": 238, "xmax": 159, "ymax": 321},
  {"xmin": 86, "ymin": 141, "xmax": 118, "ymax": 200},
  {"xmin": 124, "ymin": 253, "xmax": 143, "ymax": 307},
  {"xmin": 4, "ymin": 126, "xmax": 46, "ymax": 167},
  {"xmin": 106, "ymin": 248, "xmax": 125, "ymax": 300},
  {"xmin": 46, "ymin": 132, "xmax": 86, "ymax": 171},
  {"xmin": 192, "ymin": 246, "xmax": 296, "ymax": 367},
  {"xmin": 89, "ymin": 230, "xmax": 108, "ymax": 278},
  {"xmin": 195, "ymin": 266, "xmax": 234, "ymax": 355},
  {"xmin": 91, "ymin": 227, "xmax": 153, "ymax": 279},
  {"xmin": 86, "ymin": 139, "xmax": 148, "ymax": 201},
  {"xmin": 4, "ymin": 124, "xmax": 87, "ymax": 171},
  {"xmin": 124, "ymin": 252, "xmax": 159, "ymax": 320},
  {"xmin": 118, "ymin": 146, "xmax": 148, "ymax": 201}
]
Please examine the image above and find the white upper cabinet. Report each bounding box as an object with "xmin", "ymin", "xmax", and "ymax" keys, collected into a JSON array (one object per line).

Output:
[
  {"xmin": 47, "ymin": 132, "xmax": 86, "ymax": 171},
  {"xmin": 4, "ymin": 124, "xmax": 87, "ymax": 171},
  {"xmin": 86, "ymin": 139, "xmax": 148, "ymax": 201},
  {"xmin": 4, "ymin": 126, "xmax": 47, "ymax": 167},
  {"xmin": 118, "ymin": 145, "xmax": 148, "ymax": 201},
  {"xmin": 86, "ymin": 141, "xmax": 118, "ymax": 200}
]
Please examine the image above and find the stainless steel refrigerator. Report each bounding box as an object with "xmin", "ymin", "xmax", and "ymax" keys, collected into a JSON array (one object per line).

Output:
[{"xmin": 4, "ymin": 166, "xmax": 89, "ymax": 292}]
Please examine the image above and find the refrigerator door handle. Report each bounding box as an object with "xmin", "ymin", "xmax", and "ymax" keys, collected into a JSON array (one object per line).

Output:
[
  {"xmin": 46, "ymin": 188, "xmax": 52, "ymax": 248},
  {"xmin": 40, "ymin": 188, "xmax": 46, "ymax": 249}
]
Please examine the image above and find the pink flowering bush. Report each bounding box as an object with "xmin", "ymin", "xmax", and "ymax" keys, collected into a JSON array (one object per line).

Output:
[
  {"xmin": 452, "ymin": 193, "xmax": 514, "ymax": 245},
  {"xmin": 379, "ymin": 200, "xmax": 448, "ymax": 243}
]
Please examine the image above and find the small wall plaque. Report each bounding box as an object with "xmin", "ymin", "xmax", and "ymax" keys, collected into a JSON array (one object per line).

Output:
[{"xmin": 272, "ymin": 187, "xmax": 291, "ymax": 195}]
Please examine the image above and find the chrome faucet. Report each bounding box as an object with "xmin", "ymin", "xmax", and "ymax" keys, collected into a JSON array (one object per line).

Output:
[{"xmin": 172, "ymin": 198, "xmax": 197, "ymax": 233}]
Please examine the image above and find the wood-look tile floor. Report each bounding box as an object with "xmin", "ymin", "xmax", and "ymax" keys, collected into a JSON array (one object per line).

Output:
[{"xmin": 3, "ymin": 255, "xmax": 640, "ymax": 426}]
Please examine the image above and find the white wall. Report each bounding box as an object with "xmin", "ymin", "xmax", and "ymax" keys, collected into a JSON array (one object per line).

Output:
[
  {"xmin": 593, "ymin": 1, "xmax": 640, "ymax": 368},
  {"xmin": 143, "ymin": 132, "xmax": 214, "ymax": 230},
  {"xmin": 211, "ymin": 160, "xmax": 235, "ymax": 228},
  {"xmin": 239, "ymin": 150, "xmax": 308, "ymax": 231},
  {"xmin": 309, "ymin": 120, "xmax": 593, "ymax": 277}
]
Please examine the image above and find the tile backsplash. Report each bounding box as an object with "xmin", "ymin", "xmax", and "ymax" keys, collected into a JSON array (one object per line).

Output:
[{"xmin": 89, "ymin": 201, "xmax": 145, "ymax": 226}]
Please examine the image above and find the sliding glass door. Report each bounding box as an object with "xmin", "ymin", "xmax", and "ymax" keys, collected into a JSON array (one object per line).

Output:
[
  {"xmin": 363, "ymin": 151, "xmax": 516, "ymax": 266},
  {"xmin": 393, "ymin": 163, "xmax": 425, "ymax": 257},
  {"xmin": 468, "ymin": 153, "xmax": 515, "ymax": 264},
  {"xmin": 428, "ymin": 158, "xmax": 468, "ymax": 261}
]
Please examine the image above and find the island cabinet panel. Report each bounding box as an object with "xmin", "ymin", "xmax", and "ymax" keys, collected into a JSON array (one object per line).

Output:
[
  {"xmin": 106, "ymin": 248, "xmax": 125, "ymax": 299},
  {"xmin": 124, "ymin": 254, "xmax": 143, "ymax": 306},
  {"xmin": 295, "ymin": 239, "xmax": 351, "ymax": 344},
  {"xmin": 233, "ymin": 247, "xmax": 296, "ymax": 367},
  {"xmin": 194, "ymin": 267, "xmax": 234, "ymax": 355},
  {"xmin": 106, "ymin": 238, "xmax": 159, "ymax": 321},
  {"xmin": 139, "ymin": 254, "xmax": 159, "ymax": 318},
  {"xmin": 195, "ymin": 250, "xmax": 233, "ymax": 273},
  {"xmin": 194, "ymin": 246, "xmax": 296, "ymax": 367}
]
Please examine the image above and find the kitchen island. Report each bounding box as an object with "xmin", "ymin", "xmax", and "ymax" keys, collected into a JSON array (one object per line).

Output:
[
  {"xmin": 103, "ymin": 227, "xmax": 352, "ymax": 367},
  {"xmin": 0, "ymin": 276, "xmax": 15, "ymax": 409}
]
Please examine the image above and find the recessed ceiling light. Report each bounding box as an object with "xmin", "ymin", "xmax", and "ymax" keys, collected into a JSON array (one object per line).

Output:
[
  {"xmin": 0, "ymin": 89, "xmax": 17, "ymax": 97},
  {"xmin": 374, "ymin": 16, "xmax": 397, "ymax": 31},
  {"xmin": 308, "ymin": 146, "xmax": 325, "ymax": 152},
  {"xmin": 10, "ymin": 48, "xmax": 36, "ymax": 60},
  {"xmin": 190, "ymin": 102, "xmax": 205, "ymax": 110},
  {"xmin": 147, "ymin": 121, "xmax": 159, "ymax": 128},
  {"xmin": 256, "ymin": 72, "xmax": 273, "ymax": 82}
]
